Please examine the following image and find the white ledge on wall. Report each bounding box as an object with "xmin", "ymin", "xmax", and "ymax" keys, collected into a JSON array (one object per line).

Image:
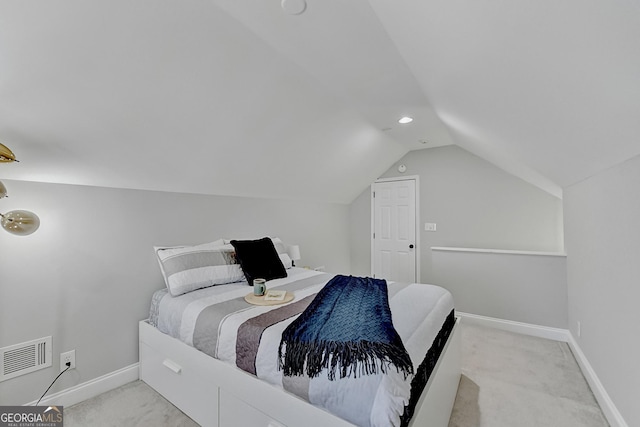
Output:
[{"xmin": 431, "ymin": 246, "xmax": 566, "ymax": 257}]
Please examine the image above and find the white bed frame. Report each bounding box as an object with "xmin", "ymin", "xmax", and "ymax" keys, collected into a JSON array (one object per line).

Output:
[{"xmin": 139, "ymin": 317, "xmax": 461, "ymax": 427}]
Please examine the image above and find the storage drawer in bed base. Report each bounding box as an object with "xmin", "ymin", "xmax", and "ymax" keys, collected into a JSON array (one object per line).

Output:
[
  {"xmin": 139, "ymin": 322, "xmax": 219, "ymax": 427},
  {"xmin": 139, "ymin": 318, "xmax": 461, "ymax": 427}
]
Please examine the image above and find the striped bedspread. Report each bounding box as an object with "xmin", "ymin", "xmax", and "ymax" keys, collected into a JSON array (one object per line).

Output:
[{"xmin": 149, "ymin": 268, "xmax": 455, "ymax": 427}]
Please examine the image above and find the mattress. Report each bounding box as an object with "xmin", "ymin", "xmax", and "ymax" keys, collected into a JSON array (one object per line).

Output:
[{"xmin": 148, "ymin": 267, "xmax": 455, "ymax": 427}]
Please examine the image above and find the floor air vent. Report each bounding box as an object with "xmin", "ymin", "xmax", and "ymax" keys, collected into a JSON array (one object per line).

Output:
[{"xmin": 1, "ymin": 336, "xmax": 52, "ymax": 382}]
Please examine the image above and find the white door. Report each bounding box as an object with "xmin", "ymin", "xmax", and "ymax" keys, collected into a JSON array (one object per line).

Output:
[{"xmin": 372, "ymin": 179, "xmax": 417, "ymax": 282}]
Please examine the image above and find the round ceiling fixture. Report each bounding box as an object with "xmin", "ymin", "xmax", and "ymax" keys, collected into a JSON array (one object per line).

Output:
[
  {"xmin": 281, "ymin": 0, "xmax": 307, "ymax": 15},
  {"xmin": 398, "ymin": 116, "xmax": 413, "ymax": 124}
]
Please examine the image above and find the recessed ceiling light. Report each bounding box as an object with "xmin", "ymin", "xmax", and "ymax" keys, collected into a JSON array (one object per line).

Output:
[
  {"xmin": 281, "ymin": 0, "xmax": 307, "ymax": 15},
  {"xmin": 398, "ymin": 116, "xmax": 413, "ymax": 124}
]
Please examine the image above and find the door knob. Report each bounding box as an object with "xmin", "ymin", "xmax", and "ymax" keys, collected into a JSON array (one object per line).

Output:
[{"xmin": 409, "ymin": 244, "xmax": 414, "ymax": 249}]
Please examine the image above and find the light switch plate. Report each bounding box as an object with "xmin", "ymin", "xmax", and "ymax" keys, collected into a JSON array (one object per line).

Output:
[{"xmin": 425, "ymin": 223, "xmax": 437, "ymax": 232}]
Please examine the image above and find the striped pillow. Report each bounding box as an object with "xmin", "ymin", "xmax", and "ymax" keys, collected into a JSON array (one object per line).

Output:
[{"xmin": 154, "ymin": 241, "xmax": 245, "ymax": 296}]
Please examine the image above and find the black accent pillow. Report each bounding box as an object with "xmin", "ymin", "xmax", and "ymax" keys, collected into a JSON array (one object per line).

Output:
[{"xmin": 230, "ymin": 237, "xmax": 287, "ymax": 285}]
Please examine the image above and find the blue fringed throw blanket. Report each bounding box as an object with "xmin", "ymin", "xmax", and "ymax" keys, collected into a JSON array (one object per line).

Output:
[{"xmin": 278, "ymin": 275, "xmax": 413, "ymax": 381}]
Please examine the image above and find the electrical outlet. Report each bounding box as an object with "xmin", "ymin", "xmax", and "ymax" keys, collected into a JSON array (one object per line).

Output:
[{"xmin": 60, "ymin": 350, "xmax": 76, "ymax": 372}]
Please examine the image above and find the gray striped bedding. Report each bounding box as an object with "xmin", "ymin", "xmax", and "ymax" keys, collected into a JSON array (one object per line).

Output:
[{"xmin": 149, "ymin": 268, "xmax": 454, "ymax": 427}]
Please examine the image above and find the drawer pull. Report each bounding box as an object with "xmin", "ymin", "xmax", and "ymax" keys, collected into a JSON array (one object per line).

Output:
[{"xmin": 162, "ymin": 359, "xmax": 182, "ymax": 374}]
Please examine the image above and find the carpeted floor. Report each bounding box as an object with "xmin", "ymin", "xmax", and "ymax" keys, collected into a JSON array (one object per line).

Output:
[
  {"xmin": 64, "ymin": 380, "xmax": 198, "ymax": 427},
  {"xmin": 448, "ymin": 323, "xmax": 609, "ymax": 427},
  {"xmin": 65, "ymin": 323, "xmax": 609, "ymax": 427}
]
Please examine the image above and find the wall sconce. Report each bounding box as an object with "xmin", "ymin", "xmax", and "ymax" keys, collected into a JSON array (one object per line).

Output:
[
  {"xmin": 0, "ymin": 143, "xmax": 18, "ymax": 163},
  {"xmin": 0, "ymin": 143, "xmax": 40, "ymax": 236}
]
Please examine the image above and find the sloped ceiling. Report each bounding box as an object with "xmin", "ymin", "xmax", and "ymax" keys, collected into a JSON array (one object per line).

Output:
[
  {"xmin": 370, "ymin": 0, "xmax": 640, "ymax": 198},
  {"xmin": 1, "ymin": 0, "xmax": 639, "ymax": 203}
]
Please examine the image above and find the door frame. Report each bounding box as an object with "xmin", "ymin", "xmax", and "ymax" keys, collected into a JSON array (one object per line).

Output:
[{"xmin": 370, "ymin": 175, "xmax": 421, "ymax": 282}]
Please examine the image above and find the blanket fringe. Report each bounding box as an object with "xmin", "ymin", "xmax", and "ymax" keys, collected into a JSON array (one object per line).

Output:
[{"xmin": 278, "ymin": 339, "xmax": 414, "ymax": 381}]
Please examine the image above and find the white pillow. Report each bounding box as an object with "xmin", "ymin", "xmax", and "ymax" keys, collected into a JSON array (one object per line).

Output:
[
  {"xmin": 154, "ymin": 241, "xmax": 245, "ymax": 296},
  {"xmin": 279, "ymin": 253, "xmax": 293, "ymax": 269},
  {"xmin": 271, "ymin": 237, "xmax": 287, "ymax": 255}
]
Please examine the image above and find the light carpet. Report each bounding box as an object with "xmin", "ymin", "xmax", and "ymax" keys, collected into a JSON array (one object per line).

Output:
[
  {"xmin": 64, "ymin": 323, "xmax": 609, "ymax": 426},
  {"xmin": 64, "ymin": 380, "xmax": 198, "ymax": 427},
  {"xmin": 448, "ymin": 323, "xmax": 608, "ymax": 427}
]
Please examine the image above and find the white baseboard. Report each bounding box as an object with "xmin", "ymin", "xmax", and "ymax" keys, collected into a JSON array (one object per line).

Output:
[
  {"xmin": 457, "ymin": 312, "xmax": 628, "ymax": 427},
  {"xmin": 24, "ymin": 363, "xmax": 139, "ymax": 407},
  {"xmin": 456, "ymin": 312, "xmax": 570, "ymax": 342},
  {"xmin": 567, "ymin": 334, "xmax": 628, "ymax": 427}
]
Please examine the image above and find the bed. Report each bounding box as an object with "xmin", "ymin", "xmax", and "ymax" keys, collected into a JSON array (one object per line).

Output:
[{"xmin": 139, "ymin": 239, "xmax": 460, "ymax": 427}]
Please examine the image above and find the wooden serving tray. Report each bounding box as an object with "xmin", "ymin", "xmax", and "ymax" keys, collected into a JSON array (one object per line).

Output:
[{"xmin": 244, "ymin": 291, "xmax": 295, "ymax": 306}]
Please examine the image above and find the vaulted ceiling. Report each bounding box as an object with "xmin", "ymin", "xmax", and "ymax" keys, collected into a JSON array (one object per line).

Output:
[{"xmin": 1, "ymin": 0, "xmax": 639, "ymax": 203}]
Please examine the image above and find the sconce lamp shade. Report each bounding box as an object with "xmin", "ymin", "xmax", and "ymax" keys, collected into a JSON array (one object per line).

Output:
[
  {"xmin": 1, "ymin": 210, "xmax": 40, "ymax": 236},
  {"xmin": 0, "ymin": 143, "xmax": 17, "ymax": 163},
  {"xmin": 0, "ymin": 145, "xmax": 39, "ymax": 236},
  {"xmin": 287, "ymin": 245, "xmax": 301, "ymax": 261}
]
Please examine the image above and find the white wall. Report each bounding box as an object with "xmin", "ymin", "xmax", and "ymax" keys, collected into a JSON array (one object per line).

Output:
[
  {"xmin": 350, "ymin": 145, "xmax": 564, "ymax": 281},
  {"xmin": 431, "ymin": 249, "xmax": 567, "ymax": 328},
  {"xmin": 0, "ymin": 180, "xmax": 350, "ymax": 405},
  {"xmin": 348, "ymin": 189, "xmax": 371, "ymax": 277},
  {"xmin": 564, "ymin": 154, "xmax": 640, "ymax": 427}
]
